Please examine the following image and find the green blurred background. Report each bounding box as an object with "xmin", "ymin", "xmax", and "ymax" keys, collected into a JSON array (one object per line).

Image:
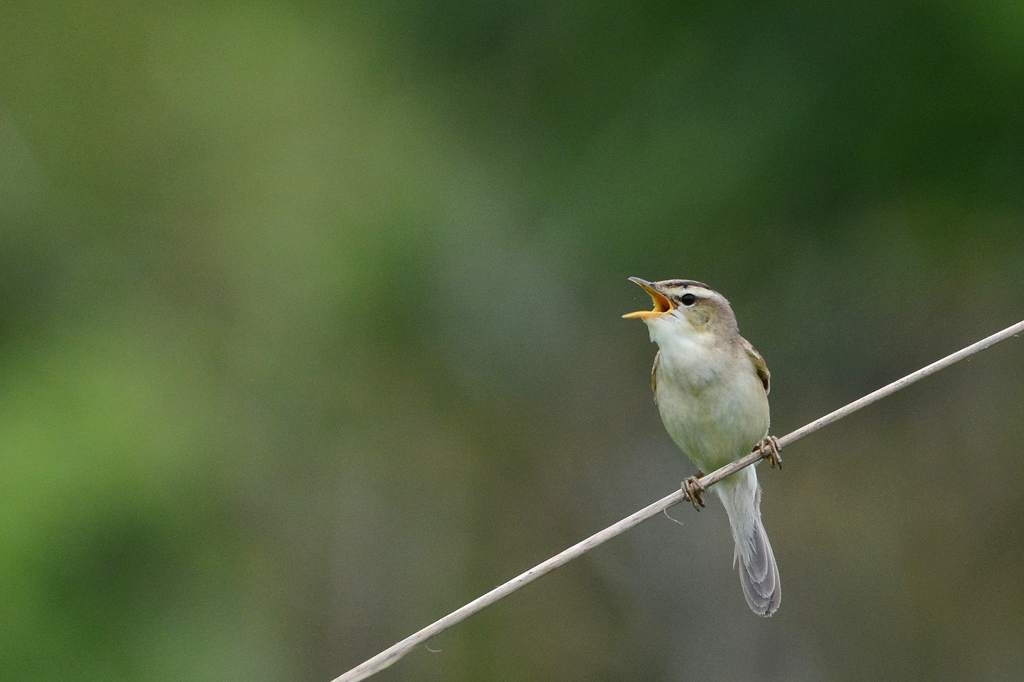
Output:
[{"xmin": 2, "ymin": 2, "xmax": 1023, "ymax": 680}]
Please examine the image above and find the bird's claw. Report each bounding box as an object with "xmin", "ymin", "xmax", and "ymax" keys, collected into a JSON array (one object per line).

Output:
[
  {"xmin": 682, "ymin": 473, "xmax": 706, "ymax": 511},
  {"xmin": 756, "ymin": 435, "xmax": 783, "ymax": 469}
]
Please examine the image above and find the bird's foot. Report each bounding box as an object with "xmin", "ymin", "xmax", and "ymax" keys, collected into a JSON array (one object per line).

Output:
[
  {"xmin": 755, "ymin": 435, "xmax": 783, "ymax": 469},
  {"xmin": 681, "ymin": 472, "xmax": 707, "ymax": 511}
]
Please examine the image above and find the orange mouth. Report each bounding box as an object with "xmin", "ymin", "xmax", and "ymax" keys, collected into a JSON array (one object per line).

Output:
[{"xmin": 622, "ymin": 277, "xmax": 673, "ymax": 319}]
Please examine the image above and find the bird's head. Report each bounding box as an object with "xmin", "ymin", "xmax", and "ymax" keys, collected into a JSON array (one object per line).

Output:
[{"xmin": 623, "ymin": 276, "xmax": 737, "ymax": 342}]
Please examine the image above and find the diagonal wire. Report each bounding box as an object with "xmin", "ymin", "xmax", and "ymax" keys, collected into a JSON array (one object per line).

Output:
[{"xmin": 332, "ymin": 319, "xmax": 1024, "ymax": 682}]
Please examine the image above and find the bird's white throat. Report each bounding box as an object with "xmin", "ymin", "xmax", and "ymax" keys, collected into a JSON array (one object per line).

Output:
[{"xmin": 646, "ymin": 316, "xmax": 723, "ymax": 386}]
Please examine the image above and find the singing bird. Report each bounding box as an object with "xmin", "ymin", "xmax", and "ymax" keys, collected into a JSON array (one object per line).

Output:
[{"xmin": 624, "ymin": 277, "xmax": 782, "ymax": 617}]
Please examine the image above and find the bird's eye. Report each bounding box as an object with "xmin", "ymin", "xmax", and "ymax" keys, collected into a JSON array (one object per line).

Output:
[{"xmin": 680, "ymin": 293, "xmax": 696, "ymax": 306}]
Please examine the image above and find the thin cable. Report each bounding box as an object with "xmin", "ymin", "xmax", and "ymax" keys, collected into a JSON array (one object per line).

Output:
[{"xmin": 332, "ymin": 319, "xmax": 1024, "ymax": 682}]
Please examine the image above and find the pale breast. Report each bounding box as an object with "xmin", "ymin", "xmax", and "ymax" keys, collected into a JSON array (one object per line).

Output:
[{"xmin": 655, "ymin": 340, "xmax": 770, "ymax": 473}]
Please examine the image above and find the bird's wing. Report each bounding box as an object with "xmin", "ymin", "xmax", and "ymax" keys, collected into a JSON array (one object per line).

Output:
[
  {"xmin": 741, "ymin": 336, "xmax": 771, "ymax": 395},
  {"xmin": 650, "ymin": 350, "xmax": 660, "ymax": 399}
]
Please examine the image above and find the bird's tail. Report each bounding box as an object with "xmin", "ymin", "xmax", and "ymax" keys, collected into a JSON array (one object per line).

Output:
[{"xmin": 716, "ymin": 466, "xmax": 781, "ymax": 617}]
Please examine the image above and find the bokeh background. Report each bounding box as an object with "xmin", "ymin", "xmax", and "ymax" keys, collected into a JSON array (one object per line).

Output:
[{"xmin": 3, "ymin": 2, "xmax": 1023, "ymax": 680}]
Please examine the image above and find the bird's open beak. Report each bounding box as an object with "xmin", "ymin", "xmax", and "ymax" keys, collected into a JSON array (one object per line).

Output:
[{"xmin": 622, "ymin": 277, "xmax": 674, "ymax": 319}]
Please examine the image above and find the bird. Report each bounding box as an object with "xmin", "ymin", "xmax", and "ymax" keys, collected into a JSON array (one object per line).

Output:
[{"xmin": 623, "ymin": 276, "xmax": 782, "ymax": 617}]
